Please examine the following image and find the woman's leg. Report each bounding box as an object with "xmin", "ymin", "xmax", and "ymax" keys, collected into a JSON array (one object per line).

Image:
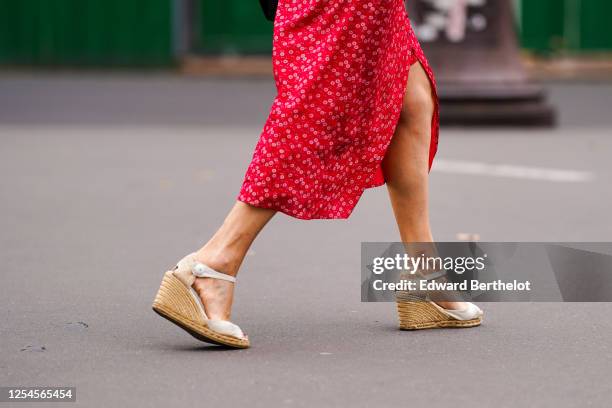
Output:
[
  {"xmin": 382, "ymin": 61, "xmax": 461, "ymax": 309},
  {"xmin": 192, "ymin": 201, "xmax": 275, "ymax": 320}
]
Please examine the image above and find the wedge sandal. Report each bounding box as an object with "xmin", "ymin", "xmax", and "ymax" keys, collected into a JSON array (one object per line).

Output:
[
  {"xmin": 396, "ymin": 292, "xmax": 483, "ymax": 330},
  {"xmin": 152, "ymin": 253, "xmax": 250, "ymax": 348}
]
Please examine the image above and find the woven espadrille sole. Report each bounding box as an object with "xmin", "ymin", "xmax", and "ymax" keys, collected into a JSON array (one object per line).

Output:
[
  {"xmin": 396, "ymin": 300, "xmax": 482, "ymax": 330},
  {"xmin": 152, "ymin": 271, "xmax": 250, "ymax": 349}
]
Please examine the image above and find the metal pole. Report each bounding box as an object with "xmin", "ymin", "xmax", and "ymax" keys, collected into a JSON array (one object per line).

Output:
[
  {"xmin": 407, "ymin": 0, "xmax": 556, "ymax": 126},
  {"xmin": 172, "ymin": 0, "xmax": 196, "ymax": 58}
]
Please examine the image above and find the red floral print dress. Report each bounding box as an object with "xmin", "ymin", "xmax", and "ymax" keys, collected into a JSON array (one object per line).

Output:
[{"xmin": 238, "ymin": 0, "xmax": 439, "ymax": 219}]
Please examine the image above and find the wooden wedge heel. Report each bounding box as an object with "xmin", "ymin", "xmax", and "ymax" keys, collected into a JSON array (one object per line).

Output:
[
  {"xmin": 396, "ymin": 293, "xmax": 483, "ymax": 330},
  {"xmin": 152, "ymin": 253, "xmax": 250, "ymax": 349}
]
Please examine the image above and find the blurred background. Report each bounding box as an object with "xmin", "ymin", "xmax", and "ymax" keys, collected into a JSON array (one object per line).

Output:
[
  {"xmin": 1, "ymin": 0, "xmax": 612, "ymax": 63},
  {"xmin": 1, "ymin": 0, "xmax": 612, "ymax": 124},
  {"xmin": 1, "ymin": 2, "xmax": 612, "ymax": 407}
]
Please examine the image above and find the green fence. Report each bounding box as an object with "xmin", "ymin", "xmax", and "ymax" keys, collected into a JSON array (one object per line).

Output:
[
  {"xmin": 519, "ymin": 0, "xmax": 612, "ymax": 53},
  {"xmin": 0, "ymin": 0, "xmax": 173, "ymax": 65},
  {"xmin": 196, "ymin": 2, "xmax": 272, "ymax": 54},
  {"xmin": 1, "ymin": 1, "xmax": 612, "ymax": 66},
  {"xmin": 204, "ymin": 0, "xmax": 612, "ymax": 55}
]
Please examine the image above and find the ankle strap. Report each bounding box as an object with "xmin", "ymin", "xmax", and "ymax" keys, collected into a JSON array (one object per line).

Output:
[{"xmin": 191, "ymin": 261, "xmax": 236, "ymax": 283}]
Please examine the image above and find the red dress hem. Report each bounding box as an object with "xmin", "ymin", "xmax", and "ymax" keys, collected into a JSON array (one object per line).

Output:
[{"xmin": 238, "ymin": 2, "xmax": 439, "ymax": 220}]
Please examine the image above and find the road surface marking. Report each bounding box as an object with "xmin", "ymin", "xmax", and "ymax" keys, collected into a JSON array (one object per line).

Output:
[{"xmin": 433, "ymin": 160, "xmax": 593, "ymax": 183}]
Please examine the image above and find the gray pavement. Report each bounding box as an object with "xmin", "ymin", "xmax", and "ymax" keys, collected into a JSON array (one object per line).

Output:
[{"xmin": 1, "ymin": 74, "xmax": 612, "ymax": 407}]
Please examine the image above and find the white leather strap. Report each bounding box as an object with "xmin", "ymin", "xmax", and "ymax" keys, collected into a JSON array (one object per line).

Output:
[{"xmin": 191, "ymin": 262, "xmax": 236, "ymax": 283}]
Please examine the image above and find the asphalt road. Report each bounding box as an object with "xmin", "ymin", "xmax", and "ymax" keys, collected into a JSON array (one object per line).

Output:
[{"xmin": 1, "ymin": 74, "xmax": 611, "ymax": 407}]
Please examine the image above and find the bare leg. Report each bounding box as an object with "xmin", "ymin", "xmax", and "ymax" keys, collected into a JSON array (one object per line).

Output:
[
  {"xmin": 192, "ymin": 201, "xmax": 275, "ymax": 320},
  {"xmin": 382, "ymin": 61, "xmax": 462, "ymax": 310}
]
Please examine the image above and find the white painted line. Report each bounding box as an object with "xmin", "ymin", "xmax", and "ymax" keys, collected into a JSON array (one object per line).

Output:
[{"xmin": 433, "ymin": 160, "xmax": 594, "ymax": 183}]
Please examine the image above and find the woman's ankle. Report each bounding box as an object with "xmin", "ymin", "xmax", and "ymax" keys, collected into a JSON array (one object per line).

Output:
[{"xmin": 194, "ymin": 246, "xmax": 242, "ymax": 276}]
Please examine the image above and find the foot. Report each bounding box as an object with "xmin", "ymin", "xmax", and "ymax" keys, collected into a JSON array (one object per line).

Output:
[
  {"xmin": 192, "ymin": 276, "xmax": 235, "ymax": 321},
  {"xmin": 191, "ymin": 250, "xmax": 238, "ymax": 321},
  {"xmin": 434, "ymin": 301, "xmax": 468, "ymax": 310},
  {"xmin": 155, "ymin": 253, "xmax": 249, "ymax": 347},
  {"xmin": 431, "ymin": 301, "xmax": 483, "ymax": 322}
]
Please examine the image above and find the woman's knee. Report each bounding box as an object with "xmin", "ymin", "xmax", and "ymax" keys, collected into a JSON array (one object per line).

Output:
[
  {"xmin": 397, "ymin": 66, "xmax": 435, "ymax": 132},
  {"xmin": 398, "ymin": 88, "xmax": 434, "ymax": 129}
]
